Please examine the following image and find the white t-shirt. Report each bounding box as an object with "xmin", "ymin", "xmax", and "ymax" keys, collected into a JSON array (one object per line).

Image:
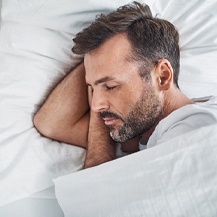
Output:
[{"xmin": 143, "ymin": 96, "xmax": 217, "ymax": 149}]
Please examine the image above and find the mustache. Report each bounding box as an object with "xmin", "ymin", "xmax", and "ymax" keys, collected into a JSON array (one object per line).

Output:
[{"xmin": 100, "ymin": 111, "xmax": 124, "ymax": 121}]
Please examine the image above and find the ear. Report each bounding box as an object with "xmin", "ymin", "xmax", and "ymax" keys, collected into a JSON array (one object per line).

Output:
[{"xmin": 153, "ymin": 59, "xmax": 174, "ymax": 91}]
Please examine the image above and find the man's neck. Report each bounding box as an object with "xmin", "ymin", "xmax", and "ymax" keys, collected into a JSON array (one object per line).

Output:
[
  {"xmin": 141, "ymin": 88, "xmax": 193, "ymax": 141},
  {"xmin": 162, "ymin": 88, "xmax": 193, "ymax": 118}
]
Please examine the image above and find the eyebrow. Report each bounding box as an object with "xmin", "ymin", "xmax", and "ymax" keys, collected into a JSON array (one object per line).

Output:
[{"xmin": 93, "ymin": 76, "xmax": 115, "ymax": 86}]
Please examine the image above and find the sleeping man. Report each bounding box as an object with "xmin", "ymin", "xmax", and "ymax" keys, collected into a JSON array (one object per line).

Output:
[{"xmin": 33, "ymin": 2, "xmax": 217, "ymax": 168}]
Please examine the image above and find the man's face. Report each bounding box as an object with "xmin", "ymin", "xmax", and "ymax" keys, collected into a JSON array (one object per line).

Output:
[{"xmin": 85, "ymin": 34, "xmax": 163, "ymax": 142}]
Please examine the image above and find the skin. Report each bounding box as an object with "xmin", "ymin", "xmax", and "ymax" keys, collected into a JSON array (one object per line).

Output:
[
  {"xmin": 34, "ymin": 63, "xmax": 90, "ymax": 148},
  {"xmin": 85, "ymin": 33, "xmax": 193, "ymax": 144}
]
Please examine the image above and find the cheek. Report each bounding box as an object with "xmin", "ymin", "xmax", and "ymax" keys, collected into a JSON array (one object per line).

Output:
[
  {"xmin": 110, "ymin": 95, "xmax": 129, "ymax": 114},
  {"xmin": 110, "ymin": 86, "xmax": 142, "ymax": 115}
]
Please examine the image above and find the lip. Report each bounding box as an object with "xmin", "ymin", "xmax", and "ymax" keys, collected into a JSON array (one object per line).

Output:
[{"xmin": 103, "ymin": 118, "xmax": 119, "ymax": 125}]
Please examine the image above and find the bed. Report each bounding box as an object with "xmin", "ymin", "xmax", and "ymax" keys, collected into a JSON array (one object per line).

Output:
[{"xmin": 0, "ymin": 0, "xmax": 217, "ymax": 216}]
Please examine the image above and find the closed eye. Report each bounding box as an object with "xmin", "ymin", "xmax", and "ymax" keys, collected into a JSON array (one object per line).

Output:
[{"xmin": 105, "ymin": 85, "xmax": 117, "ymax": 91}]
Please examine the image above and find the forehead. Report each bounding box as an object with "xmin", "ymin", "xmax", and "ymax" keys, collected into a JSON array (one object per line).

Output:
[{"xmin": 84, "ymin": 34, "xmax": 140, "ymax": 83}]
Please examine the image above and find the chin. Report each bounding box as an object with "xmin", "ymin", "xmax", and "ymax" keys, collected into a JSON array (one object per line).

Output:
[
  {"xmin": 110, "ymin": 131, "xmax": 121, "ymax": 142},
  {"xmin": 109, "ymin": 132, "xmax": 127, "ymax": 143}
]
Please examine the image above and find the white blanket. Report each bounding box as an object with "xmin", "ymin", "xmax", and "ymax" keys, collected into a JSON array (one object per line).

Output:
[{"xmin": 54, "ymin": 124, "xmax": 217, "ymax": 217}]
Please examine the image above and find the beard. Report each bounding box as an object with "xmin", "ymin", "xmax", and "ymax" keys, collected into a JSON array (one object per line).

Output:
[{"xmin": 100, "ymin": 87, "xmax": 163, "ymax": 142}]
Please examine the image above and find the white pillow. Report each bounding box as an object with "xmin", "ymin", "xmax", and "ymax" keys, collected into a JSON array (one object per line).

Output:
[
  {"xmin": 155, "ymin": 0, "xmax": 217, "ymax": 98},
  {"xmin": 0, "ymin": 0, "xmax": 133, "ymax": 206},
  {"xmin": 0, "ymin": 0, "xmax": 2, "ymax": 28}
]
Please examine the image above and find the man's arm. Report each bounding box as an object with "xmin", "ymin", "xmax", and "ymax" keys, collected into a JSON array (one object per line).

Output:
[
  {"xmin": 34, "ymin": 62, "xmax": 119, "ymax": 167},
  {"xmin": 33, "ymin": 63, "xmax": 89, "ymax": 148},
  {"xmin": 84, "ymin": 110, "xmax": 116, "ymax": 168}
]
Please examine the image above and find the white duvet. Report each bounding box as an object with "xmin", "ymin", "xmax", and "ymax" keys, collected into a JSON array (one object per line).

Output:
[
  {"xmin": 0, "ymin": 0, "xmax": 217, "ymax": 215},
  {"xmin": 54, "ymin": 123, "xmax": 217, "ymax": 217}
]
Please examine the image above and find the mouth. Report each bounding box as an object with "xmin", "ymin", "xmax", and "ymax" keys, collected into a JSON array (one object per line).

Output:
[
  {"xmin": 100, "ymin": 111, "xmax": 124, "ymax": 126},
  {"xmin": 102, "ymin": 117, "xmax": 120, "ymax": 126}
]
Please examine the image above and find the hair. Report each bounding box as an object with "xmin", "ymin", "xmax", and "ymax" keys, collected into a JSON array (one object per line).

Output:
[{"xmin": 72, "ymin": 1, "xmax": 180, "ymax": 87}]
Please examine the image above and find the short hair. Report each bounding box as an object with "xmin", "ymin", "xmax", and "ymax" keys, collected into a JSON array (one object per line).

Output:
[{"xmin": 72, "ymin": 1, "xmax": 180, "ymax": 87}]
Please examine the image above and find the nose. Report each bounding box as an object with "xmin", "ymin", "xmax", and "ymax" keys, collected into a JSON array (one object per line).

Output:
[{"xmin": 91, "ymin": 91, "xmax": 109, "ymax": 113}]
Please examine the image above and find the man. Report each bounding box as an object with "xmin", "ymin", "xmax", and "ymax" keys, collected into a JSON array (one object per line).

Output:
[{"xmin": 34, "ymin": 2, "xmax": 217, "ymax": 168}]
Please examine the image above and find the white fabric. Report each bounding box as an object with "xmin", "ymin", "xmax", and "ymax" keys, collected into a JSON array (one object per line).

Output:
[
  {"xmin": 0, "ymin": 0, "xmax": 2, "ymax": 28},
  {"xmin": 147, "ymin": 96, "xmax": 217, "ymax": 148},
  {"xmin": 54, "ymin": 123, "xmax": 217, "ymax": 217},
  {"xmin": 0, "ymin": 188, "xmax": 64, "ymax": 217},
  {"xmin": 0, "ymin": 0, "xmax": 149, "ymax": 207},
  {"xmin": 0, "ymin": 0, "xmax": 105, "ymax": 206},
  {"xmin": 1, "ymin": 0, "xmax": 217, "ymax": 211}
]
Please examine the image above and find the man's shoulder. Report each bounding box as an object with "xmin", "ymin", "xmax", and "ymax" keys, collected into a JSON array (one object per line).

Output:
[
  {"xmin": 169, "ymin": 95, "xmax": 217, "ymax": 122},
  {"xmin": 147, "ymin": 96, "xmax": 217, "ymax": 148}
]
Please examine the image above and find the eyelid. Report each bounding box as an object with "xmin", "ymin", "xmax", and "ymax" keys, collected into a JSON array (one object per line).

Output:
[
  {"xmin": 106, "ymin": 85, "xmax": 116, "ymax": 90},
  {"xmin": 104, "ymin": 83, "xmax": 119, "ymax": 91}
]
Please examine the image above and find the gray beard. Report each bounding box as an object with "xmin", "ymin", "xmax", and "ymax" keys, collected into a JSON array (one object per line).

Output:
[{"xmin": 108, "ymin": 89, "xmax": 163, "ymax": 142}]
